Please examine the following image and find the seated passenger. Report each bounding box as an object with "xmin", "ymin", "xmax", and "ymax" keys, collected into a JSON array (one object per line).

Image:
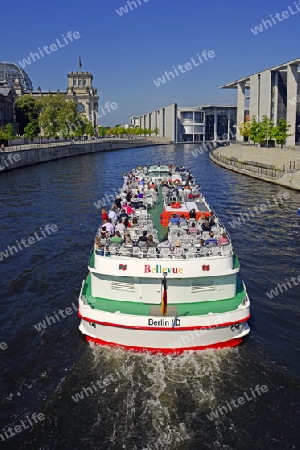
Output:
[
  {"xmin": 201, "ymin": 220, "xmax": 211, "ymax": 232},
  {"xmin": 123, "ymin": 231, "xmax": 132, "ymax": 246},
  {"xmin": 115, "ymin": 219, "xmax": 126, "ymax": 235},
  {"xmin": 131, "ymin": 217, "xmax": 139, "ymax": 227},
  {"xmin": 147, "ymin": 234, "xmax": 156, "ymax": 248},
  {"xmin": 138, "ymin": 231, "xmax": 148, "ymax": 246},
  {"xmin": 172, "ymin": 240, "xmax": 183, "ymax": 255},
  {"xmin": 158, "ymin": 236, "xmax": 171, "ymax": 250},
  {"xmin": 209, "ymin": 212, "xmax": 216, "ymax": 227},
  {"xmin": 205, "ymin": 231, "xmax": 218, "ymax": 246},
  {"xmin": 169, "ymin": 214, "xmax": 180, "ymax": 226},
  {"xmin": 101, "ymin": 209, "xmax": 108, "ymax": 220},
  {"xmin": 218, "ymin": 232, "xmax": 229, "ymax": 245},
  {"xmin": 110, "ymin": 231, "xmax": 123, "ymax": 245},
  {"xmin": 188, "ymin": 222, "xmax": 199, "ymax": 235},
  {"xmin": 189, "ymin": 208, "xmax": 196, "ymax": 219},
  {"xmin": 179, "ymin": 214, "xmax": 188, "ymax": 226}
]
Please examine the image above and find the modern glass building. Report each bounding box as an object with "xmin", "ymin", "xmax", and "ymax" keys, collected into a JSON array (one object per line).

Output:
[
  {"xmin": 221, "ymin": 57, "xmax": 300, "ymax": 145},
  {"xmin": 131, "ymin": 104, "xmax": 237, "ymax": 142},
  {"xmin": 0, "ymin": 62, "xmax": 33, "ymax": 92}
]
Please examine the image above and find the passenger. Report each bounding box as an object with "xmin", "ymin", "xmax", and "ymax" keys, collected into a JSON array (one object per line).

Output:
[
  {"xmin": 123, "ymin": 203, "xmax": 135, "ymax": 215},
  {"xmin": 119, "ymin": 208, "xmax": 129, "ymax": 227},
  {"xmin": 188, "ymin": 222, "xmax": 199, "ymax": 235},
  {"xmin": 131, "ymin": 217, "xmax": 139, "ymax": 227},
  {"xmin": 108, "ymin": 207, "xmax": 118, "ymax": 225},
  {"xmin": 115, "ymin": 219, "xmax": 126, "ymax": 235},
  {"xmin": 158, "ymin": 236, "xmax": 171, "ymax": 250},
  {"xmin": 103, "ymin": 219, "xmax": 114, "ymax": 236},
  {"xmin": 169, "ymin": 213, "xmax": 180, "ymax": 226},
  {"xmin": 138, "ymin": 230, "xmax": 148, "ymax": 245},
  {"xmin": 101, "ymin": 209, "xmax": 108, "ymax": 220},
  {"xmin": 201, "ymin": 220, "xmax": 211, "ymax": 232},
  {"xmin": 123, "ymin": 231, "xmax": 132, "ymax": 246},
  {"xmin": 205, "ymin": 231, "xmax": 218, "ymax": 246},
  {"xmin": 189, "ymin": 209, "xmax": 196, "ymax": 219},
  {"xmin": 114, "ymin": 195, "xmax": 122, "ymax": 209},
  {"xmin": 218, "ymin": 232, "xmax": 229, "ymax": 245},
  {"xmin": 179, "ymin": 214, "xmax": 188, "ymax": 226},
  {"xmin": 110, "ymin": 231, "xmax": 123, "ymax": 245},
  {"xmin": 209, "ymin": 212, "xmax": 216, "ymax": 227},
  {"xmin": 147, "ymin": 234, "xmax": 156, "ymax": 247},
  {"xmin": 172, "ymin": 239, "xmax": 183, "ymax": 255}
]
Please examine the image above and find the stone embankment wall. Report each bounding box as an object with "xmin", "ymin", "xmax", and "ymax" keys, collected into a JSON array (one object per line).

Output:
[
  {"xmin": 210, "ymin": 145, "xmax": 300, "ymax": 191},
  {"xmin": 0, "ymin": 138, "xmax": 170, "ymax": 173}
]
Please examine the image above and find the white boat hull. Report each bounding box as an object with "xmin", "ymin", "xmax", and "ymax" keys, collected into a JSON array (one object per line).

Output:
[{"xmin": 78, "ymin": 291, "xmax": 250, "ymax": 354}]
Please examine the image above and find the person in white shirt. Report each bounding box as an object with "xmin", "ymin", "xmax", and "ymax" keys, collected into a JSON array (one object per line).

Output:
[{"xmin": 108, "ymin": 208, "xmax": 118, "ymax": 225}]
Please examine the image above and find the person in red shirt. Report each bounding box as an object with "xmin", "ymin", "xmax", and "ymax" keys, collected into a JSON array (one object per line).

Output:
[{"xmin": 101, "ymin": 209, "xmax": 108, "ymax": 220}]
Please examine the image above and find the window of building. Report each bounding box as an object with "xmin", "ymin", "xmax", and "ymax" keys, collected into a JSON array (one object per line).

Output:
[
  {"xmin": 73, "ymin": 79, "xmax": 77, "ymax": 86},
  {"xmin": 78, "ymin": 79, "xmax": 82, "ymax": 86},
  {"xmin": 194, "ymin": 112, "xmax": 204, "ymax": 123}
]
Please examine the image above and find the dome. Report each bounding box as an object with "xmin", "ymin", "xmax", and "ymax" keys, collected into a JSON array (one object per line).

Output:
[{"xmin": 0, "ymin": 62, "xmax": 33, "ymax": 92}]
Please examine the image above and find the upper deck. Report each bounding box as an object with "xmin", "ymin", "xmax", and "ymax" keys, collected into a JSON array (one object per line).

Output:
[{"xmin": 94, "ymin": 165, "xmax": 234, "ymax": 265}]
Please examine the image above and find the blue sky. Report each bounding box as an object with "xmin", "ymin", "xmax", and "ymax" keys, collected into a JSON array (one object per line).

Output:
[{"xmin": 2, "ymin": 0, "xmax": 300, "ymax": 125}]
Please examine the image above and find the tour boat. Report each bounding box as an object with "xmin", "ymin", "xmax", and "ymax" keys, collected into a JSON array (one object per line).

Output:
[{"xmin": 78, "ymin": 165, "xmax": 250, "ymax": 354}]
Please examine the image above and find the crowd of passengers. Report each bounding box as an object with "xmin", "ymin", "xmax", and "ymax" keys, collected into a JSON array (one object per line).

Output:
[{"xmin": 94, "ymin": 165, "xmax": 229, "ymax": 256}]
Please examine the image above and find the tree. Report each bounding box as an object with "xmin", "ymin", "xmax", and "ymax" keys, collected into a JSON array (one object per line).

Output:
[
  {"xmin": 249, "ymin": 116, "xmax": 261, "ymax": 145},
  {"xmin": 15, "ymin": 95, "xmax": 41, "ymax": 135},
  {"xmin": 84, "ymin": 121, "xmax": 95, "ymax": 136},
  {"xmin": 24, "ymin": 123, "xmax": 39, "ymax": 141},
  {"xmin": 152, "ymin": 127, "xmax": 159, "ymax": 136},
  {"xmin": 274, "ymin": 118, "xmax": 293, "ymax": 148},
  {"xmin": 3, "ymin": 123, "xmax": 16, "ymax": 143},
  {"xmin": 38, "ymin": 94, "xmax": 78, "ymax": 138},
  {"xmin": 238, "ymin": 121, "xmax": 251, "ymax": 142},
  {"xmin": 260, "ymin": 115, "xmax": 275, "ymax": 147}
]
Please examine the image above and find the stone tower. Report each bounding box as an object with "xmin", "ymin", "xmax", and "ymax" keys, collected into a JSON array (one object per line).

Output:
[{"xmin": 66, "ymin": 71, "xmax": 99, "ymax": 130}]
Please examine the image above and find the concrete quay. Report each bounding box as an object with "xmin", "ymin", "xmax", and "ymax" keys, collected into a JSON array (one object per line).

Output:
[
  {"xmin": 210, "ymin": 144, "xmax": 300, "ymax": 191},
  {"xmin": 0, "ymin": 137, "xmax": 170, "ymax": 173}
]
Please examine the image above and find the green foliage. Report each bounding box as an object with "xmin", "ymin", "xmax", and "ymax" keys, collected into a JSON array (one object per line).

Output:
[
  {"xmin": 249, "ymin": 115, "xmax": 292, "ymax": 147},
  {"xmin": 15, "ymin": 95, "xmax": 41, "ymax": 135},
  {"xmin": 38, "ymin": 94, "xmax": 79, "ymax": 138},
  {"xmin": 84, "ymin": 121, "xmax": 95, "ymax": 136},
  {"xmin": 24, "ymin": 122, "xmax": 39, "ymax": 141},
  {"xmin": 273, "ymin": 118, "xmax": 292, "ymax": 148},
  {"xmin": 238, "ymin": 120, "xmax": 251, "ymax": 138},
  {"xmin": 3, "ymin": 123, "xmax": 16, "ymax": 141}
]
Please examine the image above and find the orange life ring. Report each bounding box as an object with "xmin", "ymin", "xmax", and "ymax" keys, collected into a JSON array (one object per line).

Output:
[{"xmin": 171, "ymin": 202, "xmax": 181, "ymax": 208}]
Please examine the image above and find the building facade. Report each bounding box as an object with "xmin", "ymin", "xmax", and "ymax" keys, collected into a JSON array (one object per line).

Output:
[
  {"xmin": 0, "ymin": 82, "xmax": 17, "ymax": 129},
  {"xmin": 0, "ymin": 62, "xmax": 99, "ymax": 132},
  {"xmin": 130, "ymin": 104, "xmax": 236, "ymax": 142},
  {"xmin": 221, "ymin": 57, "xmax": 300, "ymax": 145}
]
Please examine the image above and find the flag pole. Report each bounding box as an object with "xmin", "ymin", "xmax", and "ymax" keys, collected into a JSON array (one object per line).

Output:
[{"xmin": 161, "ymin": 272, "xmax": 168, "ymax": 316}]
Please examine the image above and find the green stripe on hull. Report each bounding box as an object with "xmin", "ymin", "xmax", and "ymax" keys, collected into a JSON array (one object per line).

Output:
[{"xmin": 81, "ymin": 273, "xmax": 246, "ymax": 317}]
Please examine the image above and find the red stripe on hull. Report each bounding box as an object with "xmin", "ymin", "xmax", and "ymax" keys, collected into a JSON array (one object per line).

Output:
[
  {"xmin": 85, "ymin": 335, "xmax": 243, "ymax": 354},
  {"xmin": 78, "ymin": 311, "xmax": 250, "ymax": 331}
]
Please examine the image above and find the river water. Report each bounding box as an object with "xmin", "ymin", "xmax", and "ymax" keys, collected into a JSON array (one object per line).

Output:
[{"xmin": 0, "ymin": 144, "xmax": 299, "ymax": 450}]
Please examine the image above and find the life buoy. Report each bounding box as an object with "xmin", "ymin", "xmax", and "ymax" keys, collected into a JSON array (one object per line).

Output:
[
  {"xmin": 173, "ymin": 179, "xmax": 181, "ymax": 183},
  {"xmin": 171, "ymin": 202, "xmax": 181, "ymax": 208}
]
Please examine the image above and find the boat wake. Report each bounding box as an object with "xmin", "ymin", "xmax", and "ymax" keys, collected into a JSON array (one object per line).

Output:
[{"xmin": 89, "ymin": 344, "xmax": 237, "ymax": 449}]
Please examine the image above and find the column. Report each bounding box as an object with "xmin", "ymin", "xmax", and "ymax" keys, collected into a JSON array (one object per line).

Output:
[
  {"xmin": 286, "ymin": 64, "xmax": 298, "ymax": 145},
  {"xmin": 237, "ymin": 81, "xmax": 246, "ymax": 142},
  {"xmin": 213, "ymin": 107, "xmax": 217, "ymax": 140}
]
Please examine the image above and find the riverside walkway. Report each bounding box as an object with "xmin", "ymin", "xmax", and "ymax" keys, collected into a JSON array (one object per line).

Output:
[{"xmin": 210, "ymin": 144, "xmax": 300, "ymax": 191}]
